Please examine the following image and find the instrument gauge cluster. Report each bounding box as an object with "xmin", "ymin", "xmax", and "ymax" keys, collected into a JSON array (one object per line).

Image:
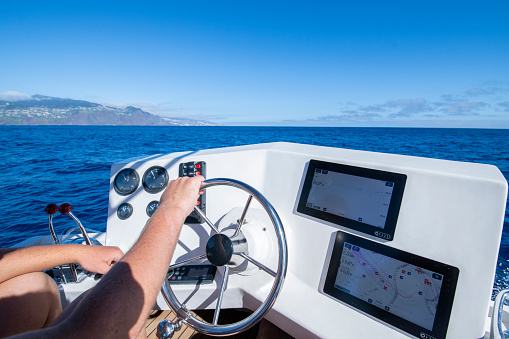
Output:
[
  {"xmin": 114, "ymin": 166, "xmax": 169, "ymax": 220},
  {"xmin": 143, "ymin": 166, "xmax": 169, "ymax": 193}
]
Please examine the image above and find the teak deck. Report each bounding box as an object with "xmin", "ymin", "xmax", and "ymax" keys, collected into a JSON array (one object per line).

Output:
[{"xmin": 144, "ymin": 309, "xmax": 263, "ymax": 339}]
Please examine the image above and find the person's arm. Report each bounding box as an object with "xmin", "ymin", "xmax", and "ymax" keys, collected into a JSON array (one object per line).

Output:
[
  {"xmin": 0, "ymin": 245, "xmax": 124, "ymax": 284},
  {"xmin": 11, "ymin": 175, "xmax": 204, "ymax": 338}
]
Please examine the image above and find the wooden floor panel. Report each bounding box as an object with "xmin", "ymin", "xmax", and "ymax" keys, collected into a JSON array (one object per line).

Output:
[{"xmin": 144, "ymin": 309, "xmax": 265, "ymax": 339}]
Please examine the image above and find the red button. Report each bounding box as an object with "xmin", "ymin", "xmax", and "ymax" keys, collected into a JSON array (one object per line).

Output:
[
  {"xmin": 196, "ymin": 171, "xmax": 201, "ymax": 175},
  {"xmin": 195, "ymin": 164, "xmax": 201, "ymax": 169},
  {"xmin": 196, "ymin": 200, "xmax": 200, "ymax": 206}
]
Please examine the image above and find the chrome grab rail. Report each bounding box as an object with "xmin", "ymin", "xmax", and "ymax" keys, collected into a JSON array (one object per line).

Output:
[{"xmin": 491, "ymin": 289, "xmax": 509, "ymax": 339}]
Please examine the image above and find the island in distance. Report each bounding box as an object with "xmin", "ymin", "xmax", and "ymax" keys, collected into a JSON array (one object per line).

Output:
[{"xmin": 0, "ymin": 94, "xmax": 219, "ymax": 126}]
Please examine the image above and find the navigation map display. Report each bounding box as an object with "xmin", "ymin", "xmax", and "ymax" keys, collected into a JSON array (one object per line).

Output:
[
  {"xmin": 297, "ymin": 160, "xmax": 406, "ymax": 240},
  {"xmin": 308, "ymin": 170, "xmax": 394, "ymax": 228},
  {"xmin": 324, "ymin": 231, "xmax": 459, "ymax": 339}
]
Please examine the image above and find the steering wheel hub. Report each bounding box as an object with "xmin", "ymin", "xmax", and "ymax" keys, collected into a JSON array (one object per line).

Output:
[{"xmin": 206, "ymin": 234, "xmax": 234, "ymax": 266}]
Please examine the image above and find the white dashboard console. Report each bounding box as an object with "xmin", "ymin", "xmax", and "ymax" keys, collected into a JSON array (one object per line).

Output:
[{"xmin": 106, "ymin": 142, "xmax": 508, "ymax": 338}]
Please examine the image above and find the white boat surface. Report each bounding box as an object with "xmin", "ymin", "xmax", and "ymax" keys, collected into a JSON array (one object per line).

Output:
[{"xmin": 13, "ymin": 142, "xmax": 509, "ymax": 338}]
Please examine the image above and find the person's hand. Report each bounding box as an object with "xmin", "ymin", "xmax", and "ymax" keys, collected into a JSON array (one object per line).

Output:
[
  {"xmin": 76, "ymin": 245, "xmax": 124, "ymax": 274},
  {"xmin": 158, "ymin": 175, "xmax": 205, "ymax": 223}
]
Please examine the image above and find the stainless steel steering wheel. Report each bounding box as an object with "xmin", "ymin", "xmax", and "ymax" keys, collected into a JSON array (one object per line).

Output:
[{"xmin": 159, "ymin": 178, "xmax": 288, "ymax": 337}]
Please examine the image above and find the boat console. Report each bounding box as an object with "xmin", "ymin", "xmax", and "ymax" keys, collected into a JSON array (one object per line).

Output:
[{"xmin": 76, "ymin": 142, "xmax": 507, "ymax": 338}]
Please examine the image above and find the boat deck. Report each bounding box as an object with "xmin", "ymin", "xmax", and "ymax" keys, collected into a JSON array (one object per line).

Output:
[{"xmin": 144, "ymin": 309, "xmax": 263, "ymax": 339}]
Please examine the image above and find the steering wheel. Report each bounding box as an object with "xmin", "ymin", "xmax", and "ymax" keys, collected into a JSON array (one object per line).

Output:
[{"xmin": 158, "ymin": 178, "xmax": 288, "ymax": 337}]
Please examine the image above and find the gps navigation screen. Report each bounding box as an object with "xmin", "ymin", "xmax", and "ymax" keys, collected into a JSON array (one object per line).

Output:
[
  {"xmin": 324, "ymin": 231, "xmax": 459, "ymax": 339},
  {"xmin": 297, "ymin": 160, "xmax": 406, "ymax": 240},
  {"xmin": 307, "ymin": 169, "xmax": 393, "ymax": 229},
  {"xmin": 335, "ymin": 242, "xmax": 442, "ymax": 331}
]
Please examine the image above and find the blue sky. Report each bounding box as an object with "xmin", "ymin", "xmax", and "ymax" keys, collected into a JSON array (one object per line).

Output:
[{"xmin": 1, "ymin": 1, "xmax": 508, "ymax": 127}]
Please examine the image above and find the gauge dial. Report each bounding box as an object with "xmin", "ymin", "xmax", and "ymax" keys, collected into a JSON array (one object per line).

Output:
[
  {"xmin": 114, "ymin": 169, "xmax": 139, "ymax": 196},
  {"xmin": 117, "ymin": 203, "xmax": 133, "ymax": 220},
  {"xmin": 146, "ymin": 200, "xmax": 159, "ymax": 217},
  {"xmin": 143, "ymin": 166, "xmax": 168, "ymax": 193}
]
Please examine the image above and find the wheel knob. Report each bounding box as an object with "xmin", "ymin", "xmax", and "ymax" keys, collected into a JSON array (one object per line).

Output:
[
  {"xmin": 157, "ymin": 319, "xmax": 182, "ymax": 339},
  {"xmin": 45, "ymin": 204, "xmax": 59, "ymax": 215},
  {"xmin": 59, "ymin": 203, "xmax": 73, "ymax": 214}
]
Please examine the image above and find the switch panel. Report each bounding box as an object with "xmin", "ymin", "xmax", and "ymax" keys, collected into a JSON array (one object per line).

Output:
[{"xmin": 179, "ymin": 161, "xmax": 206, "ymax": 223}]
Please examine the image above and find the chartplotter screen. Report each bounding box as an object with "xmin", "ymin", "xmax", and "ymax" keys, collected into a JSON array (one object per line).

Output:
[
  {"xmin": 324, "ymin": 231, "xmax": 459, "ymax": 339},
  {"xmin": 297, "ymin": 160, "xmax": 406, "ymax": 240}
]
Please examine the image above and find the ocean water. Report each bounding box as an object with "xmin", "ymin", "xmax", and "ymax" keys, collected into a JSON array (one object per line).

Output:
[{"xmin": 0, "ymin": 126, "xmax": 508, "ymax": 296}]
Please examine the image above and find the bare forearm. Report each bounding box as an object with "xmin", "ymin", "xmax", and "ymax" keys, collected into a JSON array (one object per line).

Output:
[
  {"xmin": 0, "ymin": 244, "xmax": 123, "ymax": 284},
  {"xmin": 0, "ymin": 245, "xmax": 82, "ymax": 284}
]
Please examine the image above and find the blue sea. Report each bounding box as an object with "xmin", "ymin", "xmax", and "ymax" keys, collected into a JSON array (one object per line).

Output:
[{"xmin": 1, "ymin": 126, "xmax": 508, "ymax": 296}]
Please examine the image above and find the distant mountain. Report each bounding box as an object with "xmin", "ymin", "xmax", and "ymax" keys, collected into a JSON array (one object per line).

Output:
[{"xmin": 0, "ymin": 95, "xmax": 219, "ymax": 126}]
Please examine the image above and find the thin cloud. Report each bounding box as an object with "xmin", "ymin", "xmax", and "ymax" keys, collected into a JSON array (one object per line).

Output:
[
  {"xmin": 498, "ymin": 102, "xmax": 509, "ymax": 112},
  {"xmin": 0, "ymin": 91, "xmax": 31, "ymax": 101},
  {"xmin": 385, "ymin": 99, "xmax": 431, "ymax": 118},
  {"xmin": 465, "ymin": 88, "xmax": 494, "ymax": 97},
  {"xmin": 439, "ymin": 102, "xmax": 487, "ymax": 116},
  {"xmin": 318, "ymin": 112, "xmax": 382, "ymax": 121},
  {"xmin": 464, "ymin": 84, "xmax": 509, "ymax": 98},
  {"xmin": 357, "ymin": 104, "xmax": 388, "ymax": 113},
  {"xmin": 282, "ymin": 112, "xmax": 382, "ymax": 124},
  {"xmin": 337, "ymin": 99, "xmax": 431, "ymax": 120},
  {"xmin": 440, "ymin": 94, "xmax": 462, "ymax": 102}
]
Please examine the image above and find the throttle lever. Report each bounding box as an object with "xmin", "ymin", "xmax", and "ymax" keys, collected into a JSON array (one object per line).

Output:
[
  {"xmin": 59, "ymin": 203, "xmax": 92, "ymax": 245},
  {"xmin": 45, "ymin": 203, "xmax": 68, "ymax": 283}
]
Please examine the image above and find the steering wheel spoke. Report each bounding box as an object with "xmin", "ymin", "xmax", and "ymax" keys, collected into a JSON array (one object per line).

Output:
[
  {"xmin": 169, "ymin": 254, "xmax": 207, "ymax": 271},
  {"xmin": 236, "ymin": 252, "xmax": 276, "ymax": 277},
  {"xmin": 213, "ymin": 266, "xmax": 230, "ymax": 326},
  {"xmin": 194, "ymin": 206, "xmax": 219, "ymax": 234},
  {"xmin": 233, "ymin": 195, "xmax": 253, "ymax": 237}
]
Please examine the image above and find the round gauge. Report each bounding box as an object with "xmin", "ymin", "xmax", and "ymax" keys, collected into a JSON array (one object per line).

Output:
[
  {"xmin": 143, "ymin": 166, "xmax": 168, "ymax": 193},
  {"xmin": 114, "ymin": 169, "xmax": 139, "ymax": 196},
  {"xmin": 117, "ymin": 203, "xmax": 133, "ymax": 220},
  {"xmin": 146, "ymin": 200, "xmax": 159, "ymax": 217}
]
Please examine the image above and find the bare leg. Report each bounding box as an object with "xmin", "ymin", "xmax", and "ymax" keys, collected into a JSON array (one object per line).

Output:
[
  {"xmin": 0, "ymin": 272, "xmax": 62, "ymax": 338},
  {"xmin": 49, "ymin": 289, "xmax": 91, "ymax": 327}
]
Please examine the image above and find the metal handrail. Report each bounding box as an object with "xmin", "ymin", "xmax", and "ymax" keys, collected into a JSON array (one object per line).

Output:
[{"xmin": 491, "ymin": 289, "xmax": 509, "ymax": 339}]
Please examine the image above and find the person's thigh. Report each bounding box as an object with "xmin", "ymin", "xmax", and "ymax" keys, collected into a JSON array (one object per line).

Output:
[{"xmin": 0, "ymin": 272, "xmax": 62, "ymax": 338}]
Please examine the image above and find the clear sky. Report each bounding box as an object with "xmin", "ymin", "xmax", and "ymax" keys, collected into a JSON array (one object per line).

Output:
[{"xmin": 1, "ymin": 1, "xmax": 508, "ymax": 127}]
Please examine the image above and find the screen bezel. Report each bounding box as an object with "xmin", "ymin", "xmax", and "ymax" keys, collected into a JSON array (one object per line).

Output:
[
  {"xmin": 297, "ymin": 159, "xmax": 407, "ymax": 240},
  {"xmin": 323, "ymin": 231, "xmax": 459, "ymax": 339}
]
